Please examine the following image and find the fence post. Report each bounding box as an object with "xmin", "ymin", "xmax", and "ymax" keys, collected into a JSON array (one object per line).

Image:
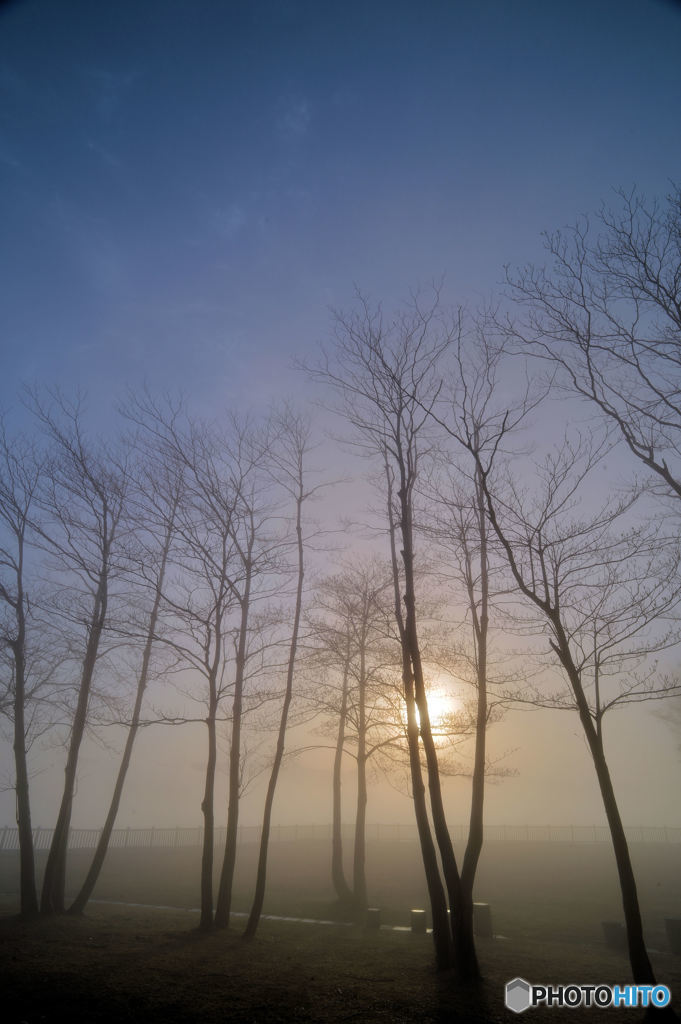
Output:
[{"xmin": 150, "ymin": 827, "xmax": 155, "ymax": 848}]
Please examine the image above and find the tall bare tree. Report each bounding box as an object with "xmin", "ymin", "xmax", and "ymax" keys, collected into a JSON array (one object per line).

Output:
[
  {"xmin": 0, "ymin": 422, "xmax": 46, "ymax": 916},
  {"xmin": 30, "ymin": 393, "xmax": 127, "ymax": 916},
  {"xmin": 68, "ymin": 451, "xmax": 183, "ymax": 915},
  {"xmin": 213, "ymin": 421, "xmax": 282, "ymax": 929},
  {"xmin": 243, "ymin": 411, "xmax": 313, "ymax": 939},
  {"xmin": 129, "ymin": 399, "xmax": 246, "ymax": 930},
  {"xmin": 309, "ymin": 288, "xmax": 470, "ymax": 973},
  {"xmin": 124, "ymin": 393, "xmax": 281, "ymax": 930},
  {"xmin": 466, "ymin": 427, "xmax": 681, "ymax": 988},
  {"xmin": 422, "ymin": 328, "xmax": 535, "ymax": 971}
]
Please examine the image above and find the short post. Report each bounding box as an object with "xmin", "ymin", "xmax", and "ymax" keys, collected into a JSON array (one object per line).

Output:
[
  {"xmin": 410, "ymin": 908, "xmax": 427, "ymax": 934},
  {"xmin": 473, "ymin": 902, "xmax": 493, "ymax": 938},
  {"xmin": 365, "ymin": 907, "xmax": 381, "ymax": 929}
]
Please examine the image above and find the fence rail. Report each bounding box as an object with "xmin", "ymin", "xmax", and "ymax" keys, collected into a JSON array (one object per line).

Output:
[{"xmin": 0, "ymin": 822, "xmax": 679, "ymax": 852}]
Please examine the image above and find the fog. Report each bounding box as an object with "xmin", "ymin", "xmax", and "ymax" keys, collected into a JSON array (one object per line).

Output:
[{"xmin": 2, "ymin": 692, "xmax": 678, "ymax": 833}]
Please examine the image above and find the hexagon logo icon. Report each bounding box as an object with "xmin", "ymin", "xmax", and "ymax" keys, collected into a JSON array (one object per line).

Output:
[{"xmin": 505, "ymin": 977, "xmax": 532, "ymax": 1014}]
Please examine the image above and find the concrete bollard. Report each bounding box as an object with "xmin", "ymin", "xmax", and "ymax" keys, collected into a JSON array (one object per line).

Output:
[
  {"xmin": 365, "ymin": 907, "xmax": 381, "ymax": 929},
  {"xmin": 473, "ymin": 902, "xmax": 493, "ymax": 938},
  {"xmin": 410, "ymin": 908, "xmax": 427, "ymax": 934}
]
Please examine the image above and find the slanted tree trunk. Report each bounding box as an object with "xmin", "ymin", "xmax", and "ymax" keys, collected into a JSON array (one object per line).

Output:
[
  {"xmin": 478, "ymin": 462, "xmax": 659, "ymax": 989},
  {"xmin": 552, "ymin": 623, "xmax": 656, "ymax": 985},
  {"xmin": 397, "ymin": 475, "xmax": 464, "ymax": 971},
  {"xmin": 69, "ymin": 515, "xmax": 174, "ymax": 916},
  {"xmin": 387, "ymin": 467, "xmax": 452, "ymax": 970},
  {"xmin": 41, "ymin": 565, "xmax": 109, "ymax": 915},
  {"xmin": 244, "ymin": 474, "xmax": 305, "ymax": 940}
]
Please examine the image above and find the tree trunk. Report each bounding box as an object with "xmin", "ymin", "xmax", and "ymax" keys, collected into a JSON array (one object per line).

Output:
[
  {"xmin": 13, "ymin": 586, "xmax": 38, "ymax": 916},
  {"xmin": 243, "ymin": 488, "xmax": 305, "ymax": 940},
  {"xmin": 398, "ymin": 481, "xmax": 462, "ymax": 969},
  {"xmin": 404, "ymin": 664, "xmax": 452, "ymax": 970},
  {"xmin": 215, "ymin": 561, "xmax": 252, "ymax": 928},
  {"xmin": 69, "ymin": 524, "xmax": 172, "ymax": 916},
  {"xmin": 352, "ymin": 636, "xmax": 368, "ymax": 910},
  {"xmin": 331, "ymin": 653, "xmax": 353, "ymax": 903},
  {"xmin": 353, "ymin": 753, "xmax": 368, "ymax": 910},
  {"xmin": 199, "ymin": 697, "xmax": 218, "ymax": 930},
  {"xmin": 41, "ymin": 570, "xmax": 108, "ymax": 915},
  {"xmin": 387, "ymin": 466, "xmax": 451, "ymax": 969},
  {"xmin": 456, "ymin": 465, "xmax": 488, "ymax": 980},
  {"xmin": 552, "ymin": 624, "xmax": 657, "ymax": 986},
  {"xmin": 589, "ymin": 725, "xmax": 656, "ymax": 984}
]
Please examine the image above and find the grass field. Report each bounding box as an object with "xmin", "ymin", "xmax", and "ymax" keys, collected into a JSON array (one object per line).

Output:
[{"xmin": 2, "ymin": 838, "xmax": 680, "ymax": 1022}]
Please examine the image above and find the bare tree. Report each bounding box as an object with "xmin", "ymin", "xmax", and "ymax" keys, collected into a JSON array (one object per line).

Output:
[
  {"xmin": 131, "ymin": 401, "xmax": 246, "ymax": 930},
  {"xmin": 503, "ymin": 183, "xmax": 681, "ymax": 501},
  {"xmin": 213, "ymin": 421, "xmax": 282, "ymax": 929},
  {"xmin": 309, "ymin": 558, "xmax": 403, "ymax": 913},
  {"xmin": 68, "ymin": 450, "xmax": 183, "ymax": 915},
  {"xmin": 124, "ymin": 393, "xmax": 283, "ymax": 930},
  {"xmin": 28, "ymin": 393, "xmax": 128, "ymax": 916},
  {"xmin": 308, "ymin": 288, "xmax": 469, "ymax": 973},
  {"xmin": 465, "ymin": 427, "xmax": 681, "ymax": 988},
  {"xmin": 243, "ymin": 410, "xmax": 314, "ymax": 939},
  {"xmin": 421, "ymin": 328, "xmax": 536, "ymax": 970},
  {"xmin": 0, "ymin": 421, "xmax": 46, "ymax": 916}
]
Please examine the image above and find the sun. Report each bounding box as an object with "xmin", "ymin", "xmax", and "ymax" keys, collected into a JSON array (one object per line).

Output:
[
  {"xmin": 411, "ymin": 675, "xmax": 464, "ymax": 745},
  {"xmin": 424, "ymin": 689, "xmax": 455, "ymax": 725}
]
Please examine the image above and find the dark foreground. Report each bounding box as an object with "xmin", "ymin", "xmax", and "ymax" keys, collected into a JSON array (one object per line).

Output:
[
  {"xmin": 2, "ymin": 901, "xmax": 680, "ymax": 1024},
  {"xmin": 2, "ymin": 840, "xmax": 680, "ymax": 1022}
]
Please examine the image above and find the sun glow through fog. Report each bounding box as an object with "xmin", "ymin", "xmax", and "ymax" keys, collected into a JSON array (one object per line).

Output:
[{"xmin": 406, "ymin": 676, "xmax": 464, "ymax": 747}]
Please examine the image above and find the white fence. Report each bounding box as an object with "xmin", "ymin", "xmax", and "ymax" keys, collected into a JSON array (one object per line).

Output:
[{"xmin": 0, "ymin": 822, "xmax": 679, "ymax": 852}]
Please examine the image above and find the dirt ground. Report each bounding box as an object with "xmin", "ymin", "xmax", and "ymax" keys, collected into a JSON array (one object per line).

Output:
[{"xmin": 2, "ymin": 839, "xmax": 680, "ymax": 1022}]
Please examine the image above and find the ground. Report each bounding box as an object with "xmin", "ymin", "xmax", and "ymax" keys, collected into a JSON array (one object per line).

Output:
[{"xmin": 1, "ymin": 839, "xmax": 680, "ymax": 1022}]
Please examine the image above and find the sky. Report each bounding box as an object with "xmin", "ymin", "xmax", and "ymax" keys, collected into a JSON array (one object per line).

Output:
[
  {"xmin": 1, "ymin": 0, "xmax": 681, "ymax": 832},
  {"xmin": 2, "ymin": 0, "xmax": 681, "ymax": 414}
]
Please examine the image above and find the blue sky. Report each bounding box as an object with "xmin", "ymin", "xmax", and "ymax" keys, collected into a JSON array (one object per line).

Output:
[{"xmin": 1, "ymin": 0, "xmax": 680, "ymax": 419}]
